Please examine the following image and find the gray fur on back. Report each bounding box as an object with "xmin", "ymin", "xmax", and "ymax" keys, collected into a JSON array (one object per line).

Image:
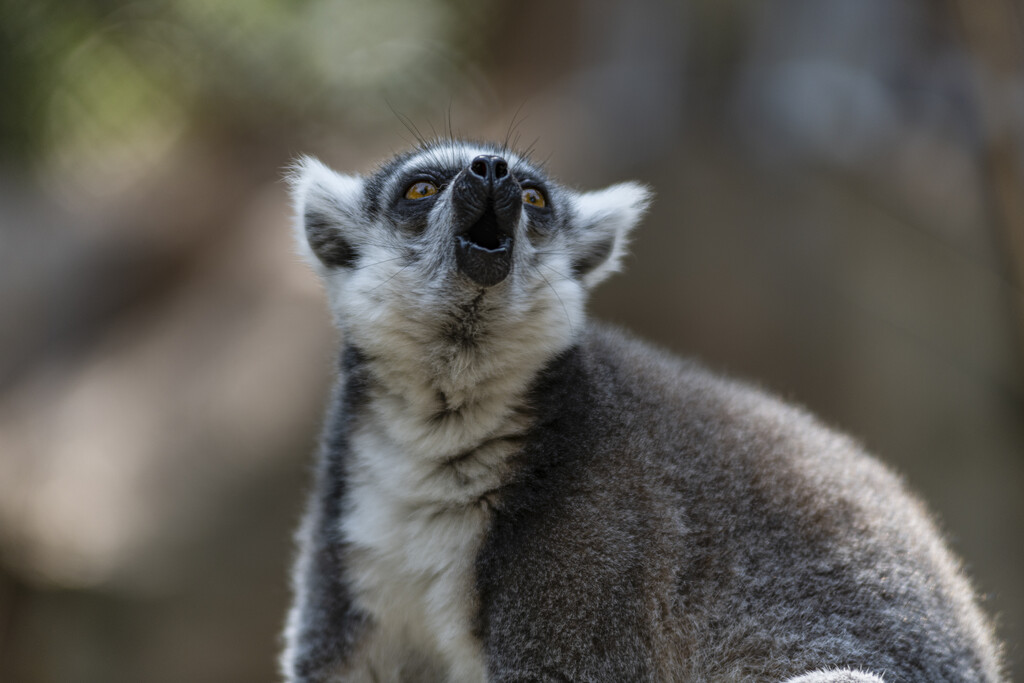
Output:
[
  {"xmin": 474, "ymin": 325, "xmax": 1002, "ymax": 681},
  {"xmin": 280, "ymin": 140, "xmax": 1004, "ymax": 683}
]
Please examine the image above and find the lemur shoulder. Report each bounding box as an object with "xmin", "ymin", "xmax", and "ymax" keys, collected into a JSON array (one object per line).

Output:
[{"xmin": 280, "ymin": 139, "xmax": 1004, "ymax": 683}]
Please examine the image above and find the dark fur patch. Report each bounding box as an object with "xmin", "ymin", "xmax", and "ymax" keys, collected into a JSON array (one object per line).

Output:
[
  {"xmin": 285, "ymin": 344, "xmax": 372, "ymax": 679},
  {"xmin": 571, "ymin": 236, "xmax": 615, "ymax": 277},
  {"xmin": 306, "ymin": 209, "xmax": 358, "ymax": 268}
]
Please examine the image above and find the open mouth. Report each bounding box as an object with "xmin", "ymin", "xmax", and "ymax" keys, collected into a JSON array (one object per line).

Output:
[
  {"xmin": 454, "ymin": 204, "xmax": 514, "ymax": 286},
  {"xmin": 462, "ymin": 205, "xmax": 511, "ymax": 252}
]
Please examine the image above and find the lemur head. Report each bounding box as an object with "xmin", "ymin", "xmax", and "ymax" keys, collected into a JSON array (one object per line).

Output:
[{"xmin": 289, "ymin": 139, "xmax": 650, "ymax": 391}]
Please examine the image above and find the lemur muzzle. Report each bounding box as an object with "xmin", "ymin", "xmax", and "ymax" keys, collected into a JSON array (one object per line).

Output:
[{"xmin": 452, "ymin": 154, "xmax": 519, "ymax": 287}]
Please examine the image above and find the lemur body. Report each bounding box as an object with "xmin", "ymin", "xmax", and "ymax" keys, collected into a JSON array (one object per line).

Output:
[{"xmin": 282, "ymin": 140, "xmax": 1004, "ymax": 682}]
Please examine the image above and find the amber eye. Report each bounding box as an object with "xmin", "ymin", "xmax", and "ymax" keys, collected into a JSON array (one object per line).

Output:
[
  {"xmin": 522, "ymin": 187, "xmax": 546, "ymax": 208},
  {"xmin": 405, "ymin": 181, "xmax": 438, "ymax": 200}
]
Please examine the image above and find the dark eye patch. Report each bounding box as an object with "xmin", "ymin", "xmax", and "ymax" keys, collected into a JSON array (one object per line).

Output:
[
  {"xmin": 517, "ymin": 177, "xmax": 557, "ymax": 237},
  {"xmin": 388, "ymin": 167, "xmax": 459, "ymax": 230},
  {"xmin": 394, "ymin": 172, "xmax": 449, "ymax": 204}
]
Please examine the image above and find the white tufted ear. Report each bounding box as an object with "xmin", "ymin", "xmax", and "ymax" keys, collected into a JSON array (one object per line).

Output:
[
  {"xmin": 570, "ymin": 181, "xmax": 652, "ymax": 289},
  {"xmin": 287, "ymin": 156, "xmax": 366, "ymax": 275}
]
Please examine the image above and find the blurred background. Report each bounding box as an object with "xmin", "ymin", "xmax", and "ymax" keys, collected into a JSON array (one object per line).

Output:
[{"xmin": 0, "ymin": 0, "xmax": 1022, "ymax": 680}]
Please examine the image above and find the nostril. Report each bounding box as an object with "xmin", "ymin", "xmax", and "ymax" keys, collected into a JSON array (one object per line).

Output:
[
  {"xmin": 494, "ymin": 160, "xmax": 508, "ymax": 179},
  {"xmin": 470, "ymin": 159, "xmax": 488, "ymax": 178}
]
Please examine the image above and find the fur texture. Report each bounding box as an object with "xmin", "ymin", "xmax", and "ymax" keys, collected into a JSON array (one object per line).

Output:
[{"xmin": 281, "ymin": 139, "xmax": 1003, "ymax": 682}]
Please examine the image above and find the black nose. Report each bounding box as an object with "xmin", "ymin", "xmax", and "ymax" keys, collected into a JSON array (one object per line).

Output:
[{"xmin": 469, "ymin": 155, "xmax": 508, "ymax": 184}]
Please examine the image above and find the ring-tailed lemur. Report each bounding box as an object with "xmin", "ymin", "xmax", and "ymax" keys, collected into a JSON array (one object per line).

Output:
[{"xmin": 281, "ymin": 139, "xmax": 1004, "ymax": 682}]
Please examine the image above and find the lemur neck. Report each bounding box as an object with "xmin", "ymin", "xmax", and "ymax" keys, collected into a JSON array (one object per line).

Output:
[
  {"xmin": 339, "ymin": 277, "xmax": 585, "ymax": 459},
  {"xmin": 351, "ymin": 348, "xmax": 537, "ymax": 461},
  {"xmin": 348, "ymin": 320, "xmax": 574, "ymax": 461}
]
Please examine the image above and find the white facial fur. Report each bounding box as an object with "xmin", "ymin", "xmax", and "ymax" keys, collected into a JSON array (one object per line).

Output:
[
  {"xmin": 289, "ymin": 143, "xmax": 651, "ymax": 452},
  {"xmin": 287, "ymin": 141, "xmax": 651, "ymax": 681}
]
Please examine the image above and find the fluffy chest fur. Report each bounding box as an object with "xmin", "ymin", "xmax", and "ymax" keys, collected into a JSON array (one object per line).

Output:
[{"xmin": 340, "ymin": 371, "xmax": 532, "ymax": 682}]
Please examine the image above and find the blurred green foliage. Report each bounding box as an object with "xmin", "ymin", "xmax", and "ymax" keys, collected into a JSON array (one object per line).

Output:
[{"xmin": 0, "ymin": 0, "xmax": 497, "ymax": 171}]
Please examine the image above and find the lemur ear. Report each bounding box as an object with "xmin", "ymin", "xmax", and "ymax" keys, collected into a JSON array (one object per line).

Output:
[
  {"xmin": 287, "ymin": 156, "xmax": 365, "ymax": 273},
  {"xmin": 570, "ymin": 181, "xmax": 652, "ymax": 289}
]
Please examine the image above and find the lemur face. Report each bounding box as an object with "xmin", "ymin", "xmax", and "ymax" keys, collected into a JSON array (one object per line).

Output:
[
  {"xmin": 369, "ymin": 144, "xmax": 556, "ymax": 288},
  {"xmin": 289, "ymin": 140, "xmax": 650, "ymax": 357}
]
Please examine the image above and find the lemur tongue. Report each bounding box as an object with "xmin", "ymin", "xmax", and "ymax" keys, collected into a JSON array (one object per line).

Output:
[{"xmin": 455, "ymin": 203, "xmax": 513, "ymax": 287}]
